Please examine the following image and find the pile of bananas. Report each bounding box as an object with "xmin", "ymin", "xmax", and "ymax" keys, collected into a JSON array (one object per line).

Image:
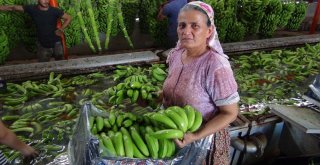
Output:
[
  {"xmin": 232, "ymin": 43, "xmax": 320, "ymax": 106},
  {"xmin": 0, "ymin": 29, "xmax": 9, "ymax": 64},
  {"xmin": 286, "ymin": 2, "xmax": 307, "ymax": 31},
  {"xmin": 90, "ymin": 105, "xmax": 202, "ymax": 159}
]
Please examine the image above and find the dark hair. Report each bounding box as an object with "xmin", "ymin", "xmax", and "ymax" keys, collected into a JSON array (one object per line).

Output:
[{"xmin": 179, "ymin": 4, "xmax": 211, "ymax": 27}]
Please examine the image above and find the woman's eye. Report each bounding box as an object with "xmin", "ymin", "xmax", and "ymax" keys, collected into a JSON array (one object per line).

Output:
[
  {"xmin": 192, "ymin": 24, "xmax": 199, "ymax": 29},
  {"xmin": 179, "ymin": 23, "xmax": 186, "ymax": 29}
]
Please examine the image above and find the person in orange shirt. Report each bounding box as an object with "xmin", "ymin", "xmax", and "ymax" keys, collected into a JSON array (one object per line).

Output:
[{"xmin": 0, "ymin": 0, "xmax": 71, "ymax": 62}]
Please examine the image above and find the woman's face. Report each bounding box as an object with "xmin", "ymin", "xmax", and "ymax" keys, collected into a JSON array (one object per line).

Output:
[{"xmin": 177, "ymin": 10, "xmax": 213, "ymax": 49}]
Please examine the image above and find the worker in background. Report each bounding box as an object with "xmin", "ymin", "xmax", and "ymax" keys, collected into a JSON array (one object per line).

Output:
[
  {"xmin": 0, "ymin": 0, "xmax": 72, "ymax": 62},
  {"xmin": 157, "ymin": 0, "xmax": 188, "ymax": 48},
  {"xmin": 0, "ymin": 120, "xmax": 38, "ymax": 164}
]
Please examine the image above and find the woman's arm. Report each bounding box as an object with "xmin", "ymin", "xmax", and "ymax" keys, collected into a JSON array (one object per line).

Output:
[
  {"xmin": 0, "ymin": 120, "xmax": 38, "ymax": 157},
  {"xmin": 175, "ymin": 103, "xmax": 239, "ymax": 148}
]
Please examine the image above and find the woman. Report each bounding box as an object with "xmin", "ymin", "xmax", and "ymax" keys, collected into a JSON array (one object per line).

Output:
[{"xmin": 162, "ymin": 1, "xmax": 239, "ymax": 164}]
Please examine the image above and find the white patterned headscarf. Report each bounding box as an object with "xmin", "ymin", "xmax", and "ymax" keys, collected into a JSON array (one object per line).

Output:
[{"xmin": 175, "ymin": 1, "xmax": 228, "ymax": 59}]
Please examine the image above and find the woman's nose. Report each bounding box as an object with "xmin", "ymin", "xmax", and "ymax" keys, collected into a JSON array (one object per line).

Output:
[{"xmin": 182, "ymin": 25, "xmax": 192, "ymax": 35}]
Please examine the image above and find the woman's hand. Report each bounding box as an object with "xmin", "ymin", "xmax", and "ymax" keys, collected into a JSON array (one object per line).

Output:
[
  {"xmin": 174, "ymin": 132, "xmax": 198, "ymax": 148},
  {"xmin": 20, "ymin": 145, "xmax": 38, "ymax": 158}
]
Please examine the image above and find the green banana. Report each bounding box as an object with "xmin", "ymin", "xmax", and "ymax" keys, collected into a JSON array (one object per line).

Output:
[
  {"xmin": 158, "ymin": 139, "xmax": 168, "ymax": 159},
  {"xmin": 145, "ymin": 126, "xmax": 159, "ymax": 152},
  {"xmin": 101, "ymin": 133, "xmax": 117, "ymax": 156},
  {"xmin": 150, "ymin": 112, "xmax": 177, "ymax": 129},
  {"xmin": 165, "ymin": 139, "xmax": 172, "ymax": 158},
  {"xmin": 188, "ymin": 110, "xmax": 203, "ymax": 132},
  {"xmin": 140, "ymin": 88, "xmax": 148, "ymax": 99},
  {"xmin": 12, "ymin": 127, "xmax": 34, "ymax": 134},
  {"xmin": 108, "ymin": 130, "xmax": 115, "ymax": 137},
  {"xmin": 104, "ymin": 118, "xmax": 111, "ymax": 128},
  {"xmin": 183, "ymin": 105, "xmax": 196, "ymax": 130},
  {"xmin": 89, "ymin": 116, "xmax": 95, "ymax": 130},
  {"xmin": 130, "ymin": 81, "xmax": 142, "ymax": 89},
  {"xmin": 112, "ymin": 124, "xmax": 118, "ymax": 132},
  {"xmin": 165, "ymin": 109, "xmax": 188, "ymax": 133},
  {"xmin": 1, "ymin": 115, "xmax": 20, "ymax": 121},
  {"xmin": 131, "ymin": 90, "xmax": 139, "ymax": 103},
  {"xmin": 122, "ymin": 119, "xmax": 133, "ymax": 127},
  {"xmin": 30, "ymin": 121, "xmax": 42, "ymax": 134},
  {"xmin": 166, "ymin": 140, "xmax": 176, "ymax": 157},
  {"xmin": 145, "ymin": 134, "xmax": 158, "ymax": 159},
  {"xmin": 108, "ymin": 111, "xmax": 116, "ymax": 126},
  {"xmin": 154, "ymin": 67, "xmax": 167, "ymax": 75},
  {"xmin": 92, "ymin": 124, "xmax": 98, "ymax": 135},
  {"xmin": 130, "ymin": 126, "xmax": 149, "ymax": 157},
  {"xmin": 169, "ymin": 106, "xmax": 189, "ymax": 131},
  {"xmin": 127, "ymin": 89, "xmax": 133, "ymax": 97},
  {"xmin": 149, "ymin": 129, "xmax": 184, "ymax": 139},
  {"xmin": 114, "ymin": 132, "xmax": 125, "ymax": 157},
  {"xmin": 116, "ymin": 114, "xmax": 125, "ymax": 127},
  {"xmin": 152, "ymin": 70, "xmax": 166, "ymax": 81},
  {"xmin": 96, "ymin": 116, "xmax": 104, "ymax": 132},
  {"xmin": 132, "ymin": 141, "xmax": 146, "ymax": 158},
  {"xmin": 123, "ymin": 133, "xmax": 134, "ymax": 158}
]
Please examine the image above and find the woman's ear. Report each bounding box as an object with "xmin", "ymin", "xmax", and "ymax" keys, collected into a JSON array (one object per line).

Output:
[{"xmin": 206, "ymin": 26, "xmax": 214, "ymax": 39}]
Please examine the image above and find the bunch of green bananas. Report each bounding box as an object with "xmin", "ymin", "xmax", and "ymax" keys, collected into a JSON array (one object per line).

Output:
[
  {"xmin": 96, "ymin": 0, "xmax": 108, "ymax": 33},
  {"xmin": 286, "ymin": 2, "xmax": 307, "ymax": 31},
  {"xmin": 277, "ymin": 2, "xmax": 295, "ymax": 28},
  {"xmin": 108, "ymin": 65, "xmax": 166, "ymax": 105},
  {"xmin": 0, "ymin": 12, "xmax": 11, "ymax": 26},
  {"xmin": 63, "ymin": 7, "xmax": 82, "ymax": 48},
  {"xmin": 138, "ymin": 0, "xmax": 168, "ymax": 47},
  {"xmin": 138, "ymin": 0, "xmax": 157, "ymax": 34},
  {"xmin": 206, "ymin": 0, "xmax": 234, "ymax": 42},
  {"xmin": 106, "ymin": 75, "xmax": 160, "ymax": 105},
  {"xmin": 90, "ymin": 105, "xmax": 202, "ymax": 159},
  {"xmin": 225, "ymin": 21, "xmax": 246, "ymax": 42},
  {"xmin": 144, "ymin": 105, "xmax": 203, "ymax": 134},
  {"xmin": 120, "ymin": 0, "xmax": 139, "ymax": 35},
  {"xmin": 259, "ymin": 0, "xmax": 282, "ymax": 38},
  {"xmin": 238, "ymin": 0, "xmax": 269, "ymax": 36},
  {"xmin": 3, "ymin": 0, "xmax": 15, "ymax": 4},
  {"xmin": 0, "ymin": 29, "xmax": 10, "ymax": 65},
  {"xmin": 150, "ymin": 65, "xmax": 167, "ymax": 82}
]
